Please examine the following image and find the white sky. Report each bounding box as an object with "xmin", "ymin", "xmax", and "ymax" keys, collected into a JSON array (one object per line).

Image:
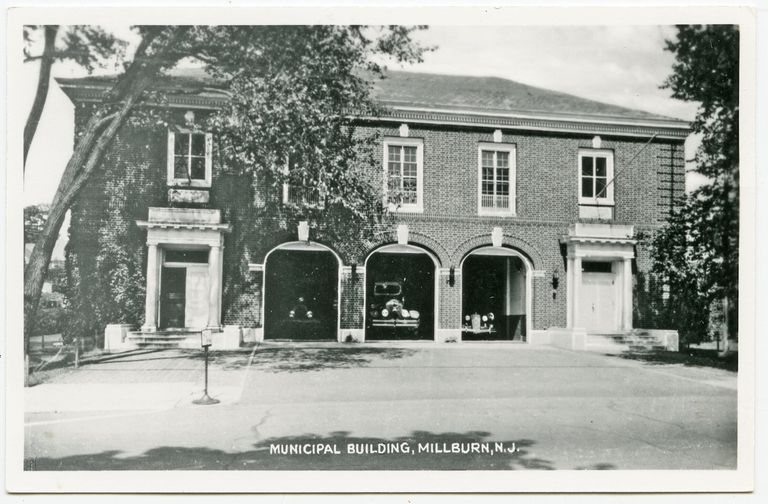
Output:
[{"xmin": 22, "ymin": 24, "xmax": 702, "ymax": 207}]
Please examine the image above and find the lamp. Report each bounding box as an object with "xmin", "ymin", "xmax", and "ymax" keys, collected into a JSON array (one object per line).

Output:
[
  {"xmin": 551, "ymin": 270, "xmax": 560, "ymax": 300},
  {"xmin": 448, "ymin": 266, "xmax": 455, "ymax": 287},
  {"xmin": 193, "ymin": 329, "xmax": 219, "ymax": 405}
]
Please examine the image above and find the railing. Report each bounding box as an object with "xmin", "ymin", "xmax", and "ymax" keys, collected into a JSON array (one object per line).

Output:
[
  {"xmin": 283, "ymin": 184, "xmax": 325, "ymax": 209},
  {"xmin": 480, "ymin": 194, "xmax": 511, "ymax": 211}
]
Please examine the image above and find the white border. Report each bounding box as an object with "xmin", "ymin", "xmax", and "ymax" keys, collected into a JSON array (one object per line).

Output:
[{"xmin": 4, "ymin": 4, "xmax": 757, "ymax": 495}]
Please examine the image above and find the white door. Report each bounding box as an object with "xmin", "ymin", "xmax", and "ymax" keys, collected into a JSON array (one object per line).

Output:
[
  {"xmin": 185, "ymin": 265, "xmax": 210, "ymax": 329},
  {"xmin": 579, "ymin": 272, "xmax": 618, "ymax": 332}
]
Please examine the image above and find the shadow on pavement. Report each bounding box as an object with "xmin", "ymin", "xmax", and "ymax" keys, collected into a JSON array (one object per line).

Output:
[
  {"xmin": 246, "ymin": 347, "xmax": 419, "ymax": 373},
  {"xmin": 26, "ymin": 430, "xmax": 565, "ymax": 471},
  {"xmin": 611, "ymin": 350, "xmax": 737, "ymax": 372}
]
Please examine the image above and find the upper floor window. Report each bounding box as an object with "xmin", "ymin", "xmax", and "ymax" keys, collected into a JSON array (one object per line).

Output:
[
  {"xmin": 579, "ymin": 149, "xmax": 614, "ymax": 205},
  {"xmin": 167, "ymin": 129, "xmax": 212, "ymax": 188},
  {"xmin": 477, "ymin": 143, "xmax": 516, "ymax": 216},
  {"xmin": 383, "ymin": 138, "xmax": 424, "ymax": 213},
  {"xmin": 281, "ymin": 154, "xmax": 326, "ymax": 209},
  {"xmin": 578, "ymin": 149, "xmax": 614, "ymax": 220}
]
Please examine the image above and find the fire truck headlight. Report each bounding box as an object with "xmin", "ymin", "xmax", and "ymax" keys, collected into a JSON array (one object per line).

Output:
[
  {"xmin": 410, "ymin": 310, "xmax": 420, "ymax": 320},
  {"xmin": 401, "ymin": 309, "xmax": 411, "ymax": 318},
  {"xmin": 381, "ymin": 308, "xmax": 389, "ymax": 318}
]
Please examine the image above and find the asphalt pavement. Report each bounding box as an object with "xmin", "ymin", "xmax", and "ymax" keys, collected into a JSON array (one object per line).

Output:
[{"xmin": 23, "ymin": 343, "xmax": 737, "ymax": 471}]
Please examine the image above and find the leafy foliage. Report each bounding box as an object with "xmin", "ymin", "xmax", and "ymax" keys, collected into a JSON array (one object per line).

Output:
[
  {"xmin": 24, "ymin": 204, "xmax": 50, "ymax": 243},
  {"xmin": 24, "ymin": 25, "xmax": 127, "ymax": 72},
  {"xmin": 649, "ymin": 25, "xmax": 739, "ymax": 343},
  {"xmin": 61, "ymin": 25, "xmax": 428, "ymax": 337}
]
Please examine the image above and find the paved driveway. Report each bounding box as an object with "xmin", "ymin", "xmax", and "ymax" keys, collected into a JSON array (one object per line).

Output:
[{"xmin": 24, "ymin": 344, "xmax": 737, "ymax": 471}]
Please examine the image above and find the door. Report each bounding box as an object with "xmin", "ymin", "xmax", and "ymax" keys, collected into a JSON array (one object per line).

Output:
[
  {"xmin": 264, "ymin": 249, "xmax": 339, "ymax": 340},
  {"xmin": 579, "ymin": 272, "xmax": 618, "ymax": 332},
  {"xmin": 160, "ymin": 267, "xmax": 186, "ymax": 329},
  {"xmin": 184, "ymin": 265, "xmax": 210, "ymax": 329}
]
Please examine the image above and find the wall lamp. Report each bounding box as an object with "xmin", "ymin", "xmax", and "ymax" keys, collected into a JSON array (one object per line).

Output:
[
  {"xmin": 551, "ymin": 269, "xmax": 560, "ymax": 299},
  {"xmin": 448, "ymin": 266, "xmax": 456, "ymax": 287}
]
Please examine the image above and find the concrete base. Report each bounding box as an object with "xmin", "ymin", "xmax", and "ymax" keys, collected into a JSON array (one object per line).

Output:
[
  {"xmin": 211, "ymin": 326, "xmax": 242, "ymax": 350},
  {"xmin": 527, "ymin": 330, "xmax": 549, "ymax": 345},
  {"xmin": 242, "ymin": 327, "xmax": 261, "ymax": 343},
  {"xmin": 546, "ymin": 327, "xmax": 588, "ymax": 351},
  {"xmin": 642, "ymin": 329, "xmax": 679, "ymax": 352},
  {"xmin": 436, "ymin": 329, "xmax": 461, "ymax": 343},
  {"xmin": 340, "ymin": 329, "xmax": 365, "ymax": 343},
  {"xmin": 104, "ymin": 324, "xmax": 137, "ymax": 352}
]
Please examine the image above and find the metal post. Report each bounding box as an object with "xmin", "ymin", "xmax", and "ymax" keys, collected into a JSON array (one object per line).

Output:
[{"xmin": 193, "ymin": 344, "xmax": 219, "ymax": 405}]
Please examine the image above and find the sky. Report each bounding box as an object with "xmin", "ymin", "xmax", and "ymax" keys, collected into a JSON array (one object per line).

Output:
[{"xmin": 22, "ymin": 24, "xmax": 701, "ymax": 209}]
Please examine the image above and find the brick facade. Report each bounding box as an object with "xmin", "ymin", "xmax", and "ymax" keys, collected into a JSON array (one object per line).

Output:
[{"xmin": 62, "ymin": 76, "xmax": 687, "ymax": 343}]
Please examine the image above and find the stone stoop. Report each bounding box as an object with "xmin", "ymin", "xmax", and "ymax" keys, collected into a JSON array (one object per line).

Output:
[
  {"xmin": 586, "ymin": 329, "xmax": 675, "ymax": 354},
  {"xmin": 126, "ymin": 330, "xmax": 202, "ymax": 349}
]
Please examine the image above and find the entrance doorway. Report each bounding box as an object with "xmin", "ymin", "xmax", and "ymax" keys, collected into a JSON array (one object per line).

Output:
[
  {"xmin": 365, "ymin": 247, "xmax": 436, "ymax": 340},
  {"xmin": 579, "ymin": 261, "xmax": 619, "ymax": 332},
  {"xmin": 160, "ymin": 267, "xmax": 185, "ymax": 329},
  {"xmin": 264, "ymin": 248, "xmax": 339, "ymax": 340},
  {"xmin": 158, "ymin": 249, "xmax": 210, "ymax": 330},
  {"xmin": 461, "ymin": 248, "xmax": 529, "ymax": 341}
]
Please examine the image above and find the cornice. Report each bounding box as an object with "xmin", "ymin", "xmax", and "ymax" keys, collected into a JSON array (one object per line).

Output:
[{"xmin": 59, "ymin": 83, "xmax": 690, "ymax": 140}]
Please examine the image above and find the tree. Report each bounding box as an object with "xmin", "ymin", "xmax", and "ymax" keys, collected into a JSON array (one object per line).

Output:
[
  {"xmin": 24, "ymin": 204, "xmax": 50, "ymax": 244},
  {"xmin": 24, "ymin": 26, "xmax": 192, "ymax": 356},
  {"xmin": 23, "ymin": 25, "xmax": 126, "ymax": 167},
  {"xmin": 24, "ymin": 25, "xmax": 427, "ymax": 364},
  {"xmin": 649, "ymin": 25, "xmax": 739, "ymax": 346}
]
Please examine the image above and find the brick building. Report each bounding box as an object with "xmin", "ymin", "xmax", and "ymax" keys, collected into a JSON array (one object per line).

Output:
[{"xmin": 58, "ymin": 70, "xmax": 689, "ymax": 349}]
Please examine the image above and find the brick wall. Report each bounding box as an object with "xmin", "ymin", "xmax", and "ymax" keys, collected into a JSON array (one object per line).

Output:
[{"xmin": 66, "ymin": 103, "xmax": 686, "ymax": 336}]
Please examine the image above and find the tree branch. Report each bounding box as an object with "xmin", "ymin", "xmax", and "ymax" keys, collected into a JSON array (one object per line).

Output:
[{"xmin": 23, "ymin": 25, "xmax": 58, "ymax": 169}]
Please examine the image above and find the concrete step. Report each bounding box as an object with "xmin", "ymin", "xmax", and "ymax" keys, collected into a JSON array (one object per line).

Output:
[
  {"xmin": 587, "ymin": 332, "xmax": 666, "ymax": 353},
  {"xmin": 126, "ymin": 330, "xmax": 201, "ymax": 349}
]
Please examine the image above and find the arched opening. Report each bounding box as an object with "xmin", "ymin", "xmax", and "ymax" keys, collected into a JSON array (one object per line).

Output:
[
  {"xmin": 263, "ymin": 242, "xmax": 340, "ymax": 341},
  {"xmin": 461, "ymin": 246, "xmax": 532, "ymax": 341},
  {"xmin": 364, "ymin": 244, "xmax": 438, "ymax": 341}
]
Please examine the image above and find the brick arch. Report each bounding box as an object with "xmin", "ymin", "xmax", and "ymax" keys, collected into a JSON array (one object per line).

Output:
[
  {"xmin": 250, "ymin": 237, "xmax": 350, "ymax": 265},
  {"xmin": 452, "ymin": 234, "xmax": 545, "ymax": 269},
  {"xmin": 360, "ymin": 230, "xmax": 451, "ymax": 267},
  {"xmin": 406, "ymin": 231, "xmax": 451, "ymax": 266}
]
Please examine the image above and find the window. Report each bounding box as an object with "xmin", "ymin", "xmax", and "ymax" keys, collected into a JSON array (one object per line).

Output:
[
  {"xmin": 383, "ymin": 138, "xmax": 423, "ymax": 213},
  {"xmin": 582, "ymin": 261, "xmax": 613, "ymax": 273},
  {"xmin": 281, "ymin": 154, "xmax": 326, "ymax": 209},
  {"xmin": 477, "ymin": 143, "xmax": 516, "ymax": 215},
  {"xmin": 578, "ymin": 149, "xmax": 614, "ymax": 206},
  {"xmin": 167, "ymin": 129, "xmax": 212, "ymax": 187}
]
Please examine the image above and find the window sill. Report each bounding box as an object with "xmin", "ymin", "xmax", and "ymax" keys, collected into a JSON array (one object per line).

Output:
[
  {"xmin": 478, "ymin": 209, "xmax": 517, "ymax": 218},
  {"xmin": 578, "ymin": 199, "xmax": 614, "ymax": 206},
  {"xmin": 387, "ymin": 203, "xmax": 424, "ymax": 214},
  {"xmin": 168, "ymin": 179, "xmax": 211, "ymax": 189}
]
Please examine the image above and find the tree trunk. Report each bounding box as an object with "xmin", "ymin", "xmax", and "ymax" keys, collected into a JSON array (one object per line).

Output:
[
  {"xmin": 24, "ymin": 25, "xmax": 58, "ymax": 169},
  {"xmin": 23, "ymin": 26, "xmax": 188, "ymax": 361}
]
